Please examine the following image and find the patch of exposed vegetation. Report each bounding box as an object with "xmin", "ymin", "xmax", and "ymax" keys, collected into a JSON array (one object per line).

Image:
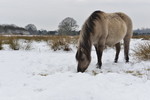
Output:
[
  {"xmin": 0, "ymin": 35, "xmax": 79, "ymax": 51},
  {"xmin": 133, "ymin": 42, "xmax": 150, "ymax": 61},
  {"xmin": 132, "ymin": 35, "xmax": 150, "ymax": 40}
]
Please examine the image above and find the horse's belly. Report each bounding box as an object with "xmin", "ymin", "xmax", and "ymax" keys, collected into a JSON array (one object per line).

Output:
[
  {"xmin": 105, "ymin": 37, "xmax": 122, "ymax": 47},
  {"xmin": 106, "ymin": 30, "xmax": 126, "ymax": 46},
  {"xmin": 106, "ymin": 21, "xmax": 127, "ymax": 46}
]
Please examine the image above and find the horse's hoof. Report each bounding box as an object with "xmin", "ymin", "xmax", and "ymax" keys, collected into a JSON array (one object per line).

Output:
[
  {"xmin": 96, "ymin": 64, "xmax": 101, "ymax": 69},
  {"xmin": 126, "ymin": 61, "xmax": 129, "ymax": 63},
  {"xmin": 114, "ymin": 60, "xmax": 118, "ymax": 63}
]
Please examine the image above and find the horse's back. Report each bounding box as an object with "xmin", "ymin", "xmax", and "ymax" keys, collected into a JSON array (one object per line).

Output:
[{"xmin": 105, "ymin": 12, "xmax": 132, "ymax": 46}]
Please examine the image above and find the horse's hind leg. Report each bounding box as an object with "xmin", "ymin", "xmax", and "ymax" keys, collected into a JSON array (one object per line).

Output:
[
  {"xmin": 114, "ymin": 42, "xmax": 121, "ymax": 63},
  {"xmin": 124, "ymin": 35, "xmax": 131, "ymax": 62}
]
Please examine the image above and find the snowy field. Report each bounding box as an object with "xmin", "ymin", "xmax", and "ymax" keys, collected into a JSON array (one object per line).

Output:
[{"xmin": 0, "ymin": 39, "xmax": 150, "ymax": 100}]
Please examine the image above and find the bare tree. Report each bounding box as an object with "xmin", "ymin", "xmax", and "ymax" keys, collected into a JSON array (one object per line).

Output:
[
  {"xmin": 58, "ymin": 17, "xmax": 78, "ymax": 35},
  {"xmin": 25, "ymin": 24, "xmax": 37, "ymax": 35}
]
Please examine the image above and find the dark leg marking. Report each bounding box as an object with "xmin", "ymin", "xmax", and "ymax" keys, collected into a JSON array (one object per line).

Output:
[
  {"xmin": 114, "ymin": 42, "xmax": 121, "ymax": 63},
  {"xmin": 95, "ymin": 45, "xmax": 104, "ymax": 69}
]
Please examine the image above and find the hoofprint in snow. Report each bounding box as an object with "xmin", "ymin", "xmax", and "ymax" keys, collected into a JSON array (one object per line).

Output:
[{"xmin": 0, "ymin": 39, "xmax": 150, "ymax": 100}]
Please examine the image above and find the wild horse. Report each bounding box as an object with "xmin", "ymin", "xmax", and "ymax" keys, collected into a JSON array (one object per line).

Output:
[{"xmin": 76, "ymin": 10, "xmax": 133, "ymax": 72}]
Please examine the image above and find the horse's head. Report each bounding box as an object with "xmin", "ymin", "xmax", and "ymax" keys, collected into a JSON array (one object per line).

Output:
[{"xmin": 76, "ymin": 48, "xmax": 91, "ymax": 72}]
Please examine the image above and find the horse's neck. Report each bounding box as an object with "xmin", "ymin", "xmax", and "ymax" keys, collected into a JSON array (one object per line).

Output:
[{"xmin": 79, "ymin": 36, "xmax": 92, "ymax": 55}]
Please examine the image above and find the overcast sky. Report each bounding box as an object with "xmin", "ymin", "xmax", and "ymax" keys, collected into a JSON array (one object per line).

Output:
[{"xmin": 0, "ymin": 0, "xmax": 150, "ymax": 30}]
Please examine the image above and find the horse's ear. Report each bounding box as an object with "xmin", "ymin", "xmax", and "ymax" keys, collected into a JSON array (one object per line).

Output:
[{"xmin": 76, "ymin": 50, "xmax": 79, "ymax": 61}]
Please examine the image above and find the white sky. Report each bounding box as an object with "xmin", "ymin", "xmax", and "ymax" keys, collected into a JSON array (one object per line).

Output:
[{"xmin": 0, "ymin": 0, "xmax": 150, "ymax": 30}]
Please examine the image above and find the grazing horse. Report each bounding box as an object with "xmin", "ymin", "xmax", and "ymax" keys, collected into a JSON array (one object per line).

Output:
[{"xmin": 76, "ymin": 10, "xmax": 133, "ymax": 72}]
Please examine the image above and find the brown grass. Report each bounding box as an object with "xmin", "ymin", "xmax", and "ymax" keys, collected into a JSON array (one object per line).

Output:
[
  {"xmin": 132, "ymin": 35, "xmax": 150, "ymax": 40},
  {"xmin": 51, "ymin": 39, "xmax": 72, "ymax": 51},
  {"xmin": 133, "ymin": 42, "xmax": 150, "ymax": 61},
  {"xmin": 0, "ymin": 35, "xmax": 57, "ymax": 42},
  {"xmin": 0, "ymin": 35, "xmax": 79, "ymax": 42}
]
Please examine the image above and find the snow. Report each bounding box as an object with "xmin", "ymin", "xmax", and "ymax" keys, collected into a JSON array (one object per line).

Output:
[{"xmin": 0, "ymin": 39, "xmax": 150, "ymax": 100}]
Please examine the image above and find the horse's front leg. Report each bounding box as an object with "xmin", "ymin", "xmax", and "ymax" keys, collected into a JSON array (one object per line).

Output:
[{"xmin": 95, "ymin": 45, "xmax": 104, "ymax": 69}]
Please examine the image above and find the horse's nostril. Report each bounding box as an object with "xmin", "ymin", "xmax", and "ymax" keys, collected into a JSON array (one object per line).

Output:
[{"xmin": 77, "ymin": 66, "xmax": 82, "ymax": 72}]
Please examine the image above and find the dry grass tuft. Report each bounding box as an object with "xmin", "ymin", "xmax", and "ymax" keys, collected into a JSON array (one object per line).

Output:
[
  {"xmin": 8, "ymin": 37, "xmax": 20, "ymax": 50},
  {"xmin": 21, "ymin": 40, "xmax": 32, "ymax": 50},
  {"xmin": 133, "ymin": 42, "xmax": 150, "ymax": 61},
  {"xmin": 51, "ymin": 39, "xmax": 72, "ymax": 51},
  {"xmin": 0, "ymin": 40, "xmax": 3, "ymax": 50}
]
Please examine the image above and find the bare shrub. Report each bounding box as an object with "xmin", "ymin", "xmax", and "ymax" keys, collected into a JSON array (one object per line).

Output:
[
  {"xmin": 20, "ymin": 40, "xmax": 32, "ymax": 50},
  {"xmin": 133, "ymin": 42, "xmax": 150, "ymax": 61},
  {"xmin": 8, "ymin": 38, "xmax": 20, "ymax": 50},
  {"xmin": 51, "ymin": 39, "xmax": 72, "ymax": 51},
  {"xmin": 0, "ymin": 40, "xmax": 3, "ymax": 50}
]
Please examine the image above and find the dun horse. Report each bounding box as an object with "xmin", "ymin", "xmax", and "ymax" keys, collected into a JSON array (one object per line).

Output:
[{"xmin": 76, "ymin": 10, "xmax": 133, "ymax": 72}]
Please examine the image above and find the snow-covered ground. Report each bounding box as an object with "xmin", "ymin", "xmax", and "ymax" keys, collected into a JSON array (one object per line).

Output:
[{"xmin": 0, "ymin": 39, "xmax": 150, "ymax": 100}]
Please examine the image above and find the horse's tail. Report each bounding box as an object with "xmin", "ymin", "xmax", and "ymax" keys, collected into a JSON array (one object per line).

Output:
[{"xmin": 78, "ymin": 11, "xmax": 104, "ymax": 60}]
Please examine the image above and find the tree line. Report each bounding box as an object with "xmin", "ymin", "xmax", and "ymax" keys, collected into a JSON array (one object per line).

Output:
[
  {"xmin": 0, "ymin": 17, "xmax": 79, "ymax": 35},
  {"xmin": 133, "ymin": 28, "xmax": 150, "ymax": 35}
]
